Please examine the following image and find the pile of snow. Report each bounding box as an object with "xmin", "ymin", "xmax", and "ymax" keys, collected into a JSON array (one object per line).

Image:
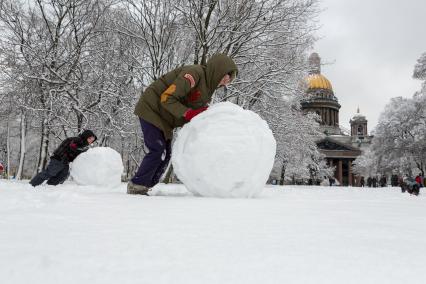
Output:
[
  {"xmin": 70, "ymin": 147, "xmax": 123, "ymax": 188},
  {"xmin": 172, "ymin": 102, "xmax": 276, "ymax": 198}
]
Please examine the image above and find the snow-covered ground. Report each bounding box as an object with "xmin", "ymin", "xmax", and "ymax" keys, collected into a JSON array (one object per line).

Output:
[{"xmin": 1, "ymin": 180, "xmax": 425, "ymax": 284}]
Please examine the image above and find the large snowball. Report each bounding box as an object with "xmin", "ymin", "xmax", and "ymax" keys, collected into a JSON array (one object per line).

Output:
[
  {"xmin": 172, "ymin": 102, "xmax": 276, "ymax": 198},
  {"xmin": 70, "ymin": 147, "xmax": 123, "ymax": 188}
]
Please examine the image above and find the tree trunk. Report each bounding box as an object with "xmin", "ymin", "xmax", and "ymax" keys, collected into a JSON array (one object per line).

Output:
[
  {"xmin": 16, "ymin": 112, "xmax": 26, "ymax": 180},
  {"xmin": 37, "ymin": 118, "xmax": 49, "ymax": 173},
  {"xmin": 6, "ymin": 110, "xmax": 11, "ymax": 179},
  {"xmin": 77, "ymin": 112, "xmax": 83, "ymax": 133},
  {"xmin": 280, "ymin": 163, "xmax": 286, "ymax": 185}
]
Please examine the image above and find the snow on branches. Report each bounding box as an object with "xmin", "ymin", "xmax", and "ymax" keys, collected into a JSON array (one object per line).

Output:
[{"xmin": 0, "ymin": 0, "xmax": 322, "ymax": 181}]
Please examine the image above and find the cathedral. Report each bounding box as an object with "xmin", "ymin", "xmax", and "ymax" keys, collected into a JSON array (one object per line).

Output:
[{"xmin": 301, "ymin": 53, "xmax": 372, "ymax": 186}]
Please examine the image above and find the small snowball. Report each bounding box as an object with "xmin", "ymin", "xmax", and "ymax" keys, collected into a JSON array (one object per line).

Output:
[{"xmin": 71, "ymin": 147, "xmax": 123, "ymax": 188}]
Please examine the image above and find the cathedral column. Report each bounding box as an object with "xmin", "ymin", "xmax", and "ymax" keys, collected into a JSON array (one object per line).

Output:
[
  {"xmin": 337, "ymin": 160, "xmax": 343, "ymax": 185},
  {"xmin": 329, "ymin": 159, "xmax": 335, "ymax": 180},
  {"xmin": 329, "ymin": 109, "xmax": 332, "ymax": 126},
  {"xmin": 348, "ymin": 160, "xmax": 353, "ymax": 186},
  {"xmin": 324, "ymin": 109, "xmax": 327, "ymax": 125},
  {"xmin": 323, "ymin": 109, "xmax": 326, "ymax": 125},
  {"xmin": 335, "ymin": 111, "xmax": 338, "ymax": 126}
]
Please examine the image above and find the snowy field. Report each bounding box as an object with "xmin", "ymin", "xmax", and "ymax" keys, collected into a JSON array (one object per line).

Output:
[{"xmin": 1, "ymin": 180, "xmax": 425, "ymax": 284}]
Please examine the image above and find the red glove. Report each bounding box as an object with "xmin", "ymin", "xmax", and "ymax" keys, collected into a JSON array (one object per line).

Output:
[
  {"xmin": 184, "ymin": 106, "xmax": 208, "ymax": 121},
  {"xmin": 70, "ymin": 142, "xmax": 78, "ymax": 150}
]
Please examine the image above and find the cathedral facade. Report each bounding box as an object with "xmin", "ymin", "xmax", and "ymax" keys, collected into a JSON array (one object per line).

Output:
[{"xmin": 301, "ymin": 53, "xmax": 372, "ymax": 186}]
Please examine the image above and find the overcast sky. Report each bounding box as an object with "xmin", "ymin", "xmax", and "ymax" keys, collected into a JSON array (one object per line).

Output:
[{"xmin": 314, "ymin": 0, "xmax": 426, "ymax": 132}]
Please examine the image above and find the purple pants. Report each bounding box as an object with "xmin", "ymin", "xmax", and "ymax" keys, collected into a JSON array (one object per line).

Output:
[{"xmin": 131, "ymin": 118, "xmax": 172, "ymax": 187}]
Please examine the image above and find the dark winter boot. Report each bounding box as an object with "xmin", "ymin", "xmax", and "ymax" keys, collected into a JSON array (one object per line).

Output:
[{"xmin": 127, "ymin": 181, "xmax": 149, "ymax": 195}]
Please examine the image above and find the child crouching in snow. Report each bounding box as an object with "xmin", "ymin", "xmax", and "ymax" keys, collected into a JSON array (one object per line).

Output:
[
  {"xmin": 30, "ymin": 130, "xmax": 97, "ymax": 187},
  {"xmin": 128, "ymin": 53, "xmax": 238, "ymax": 195}
]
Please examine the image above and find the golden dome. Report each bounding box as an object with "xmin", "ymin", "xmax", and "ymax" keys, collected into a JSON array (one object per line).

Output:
[{"xmin": 306, "ymin": 74, "xmax": 333, "ymax": 90}]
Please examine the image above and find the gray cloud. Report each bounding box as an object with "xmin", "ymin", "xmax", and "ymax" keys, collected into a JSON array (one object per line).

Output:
[{"xmin": 315, "ymin": 0, "xmax": 426, "ymax": 131}]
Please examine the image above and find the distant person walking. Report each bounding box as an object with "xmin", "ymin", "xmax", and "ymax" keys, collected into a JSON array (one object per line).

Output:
[
  {"xmin": 0, "ymin": 162, "xmax": 4, "ymax": 177},
  {"xmin": 360, "ymin": 176, "xmax": 365, "ymax": 187},
  {"xmin": 391, "ymin": 174, "xmax": 399, "ymax": 186},
  {"xmin": 380, "ymin": 176, "xmax": 387, "ymax": 187},
  {"xmin": 372, "ymin": 177, "xmax": 377, "ymax": 188},
  {"xmin": 367, "ymin": 177, "xmax": 372, "ymax": 187},
  {"xmin": 398, "ymin": 175, "xmax": 404, "ymax": 187}
]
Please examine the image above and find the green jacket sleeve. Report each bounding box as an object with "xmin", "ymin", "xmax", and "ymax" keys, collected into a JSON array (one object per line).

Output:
[{"xmin": 160, "ymin": 70, "xmax": 200, "ymax": 118}]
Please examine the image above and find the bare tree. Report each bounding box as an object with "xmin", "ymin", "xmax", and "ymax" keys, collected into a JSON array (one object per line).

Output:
[{"xmin": 0, "ymin": 0, "xmax": 323, "ymax": 181}]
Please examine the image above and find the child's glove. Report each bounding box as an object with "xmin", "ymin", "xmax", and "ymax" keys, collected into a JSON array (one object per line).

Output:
[
  {"xmin": 184, "ymin": 106, "xmax": 208, "ymax": 121},
  {"xmin": 70, "ymin": 142, "xmax": 78, "ymax": 150}
]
